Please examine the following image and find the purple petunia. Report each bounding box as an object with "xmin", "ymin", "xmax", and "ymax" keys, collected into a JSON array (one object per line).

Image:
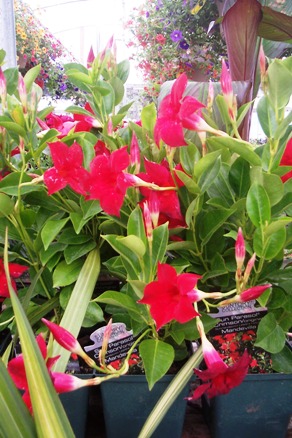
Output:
[
  {"xmin": 179, "ymin": 40, "xmax": 189, "ymax": 50},
  {"xmin": 170, "ymin": 29, "xmax": 183, "ymax": 42}
]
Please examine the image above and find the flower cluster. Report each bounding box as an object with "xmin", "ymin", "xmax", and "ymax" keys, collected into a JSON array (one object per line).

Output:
[
  {"xmin": 0, "ymin": 31, "xmax": 292, "ymax": 415},
  {"xmin": 125, "ymin": 0, "xmax": 227, "ymax": 98},
  {"xmin": 14, "ymin": 0, "xmax": 84, "ymax": 103}
]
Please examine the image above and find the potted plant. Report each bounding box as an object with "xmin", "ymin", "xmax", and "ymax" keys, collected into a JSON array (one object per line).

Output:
[{"xmin": 0, "ymin": 2, "xmax": 292, "ymax": 437}]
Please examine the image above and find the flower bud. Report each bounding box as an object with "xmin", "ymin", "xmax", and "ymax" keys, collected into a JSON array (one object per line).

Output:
[{"xmin": 41, "ymin": 318, "xmax": 84, "ymax": 356}]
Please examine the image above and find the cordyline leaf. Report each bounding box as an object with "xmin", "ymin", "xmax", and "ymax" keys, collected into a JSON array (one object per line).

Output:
[
  {"xmin": 222, "ymin": 0, "xmax": 262, "ymax": 81},
  {"xmin": 53, "ymin": 248, "xmax": 101, "ymax": 373},
  {"xmin": 3, "ymin": 230, "xmax": 74, "ymax": 437},
  {"xmin": 259, "ymin": 7, "xmax": 292, "ymax": 42},
  {"xmin": 0, "ymin": 358, "xmax": 36, "ymax": 438}
]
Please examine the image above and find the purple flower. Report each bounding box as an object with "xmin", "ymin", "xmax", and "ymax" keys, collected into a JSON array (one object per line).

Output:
[
  {"xmin": 179, "ymin": 40, "xmax": 189, "ymax": 50},
  {"xmin": 170, "ymin": 30, "xmax": 183, "ymax": 42}
]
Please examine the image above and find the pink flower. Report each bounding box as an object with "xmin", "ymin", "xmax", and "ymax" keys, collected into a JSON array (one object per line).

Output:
[
  {"xmin": 139, "ymin": 263, "xmax": 201, "ymax": 330},
  {"xmin": 0, "ymin": 258, "xmax": 28, "ymax": 299},
  {"xmin": 7, "ymin": 334, "xmax": 87, "ymax": 413},
  {"xmin": 280, "ymin": 138, "xmax": 292, "ymax": 182},
  {"xmin": 154, "ymin": 73, "xmax": 205, "ymax": 147},
  {"xmin": 189, "ymin": 322, "xmax": 250, "ymax": 399},
  {"xmin": 88, "ymin": 146, "xmax": 131, "ymax": 216},
  {"xmin": 43, "ymin": 141, "xmax": 90, "ymax": 195}
]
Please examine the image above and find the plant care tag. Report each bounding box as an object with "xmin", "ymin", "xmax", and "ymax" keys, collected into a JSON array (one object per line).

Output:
[
  {"xmin": 208, "ymin": 301, "xmax": 272, "ymax": 372},
  {"xmin": 209, "ymin": 300, "xmax": 267, "ymax": 336},
  {"xmin": 84, "ymin": 322, "xmax": 138, "ymax": 367}
]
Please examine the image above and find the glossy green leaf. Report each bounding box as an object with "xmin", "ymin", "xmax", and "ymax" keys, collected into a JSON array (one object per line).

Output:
[
  {"xmin": 95, "ymin": 291, "xmax": 142, "ymax": 318},
  {"xmin": 82, "ymin": 302, "xmax": 104, "ymax": 327},
  {"xmin": 64, "ymin": 240, "xmax": 97, "ymax": 264},
  {"xmin": 229, "ymin": 156, "xmax": 251, "ymax": 197},
  {"xmin": 199, "ymin": 206, "xmax": 237, "ymax": 246},
  {"xmin": 262, "ymin": 173, "xmax": 284, "ymax": 206},
  {"xmin": 151, "ymin": 223, "xmax": 169, "ymax": 273},
  {"xmin": 139, "ymin": 339, "xmax": 175, "ymax": 390},
  {"xmin": 257, "ymin": 95, "xmax": 277, "ymax": 137},
  {"xmin": 118, "ymin": 235, "xmax": 146, "ymax": 258},
  {"xmin": 206, "ymin": 137, "xmax": 262, "ymax": 166},
  {"xmin": 0, "ymin": 194, "xmax": 14, "ymax": 217},
  {"xmin": 141, "ymin": 102, "xmax": 156, "ymax": 133},
  {"xmin": 271, "ymin": 345, "xmax": 292, "ymax": 373},
  {"xmin": 23, "ymin": 64, "xmax": 41, "ymax": 92},
  {"xmin": 267, "ymin": 59, "xmax": 292, "ymax": 110},
  {"xmin": 264, "ymin": 227, "xmax": 286, "ymax": 260},
  {"xmin": 255, "ymin": 313, "xmax": 286, "ymax": 353},
  {"xmin": 102, "ymin": 234, "xmax": 141, "ymax": 280},
  {"xmin": 41, "ymin": 218, "xmax": 69, "ymax": 250},
  {"xmin": 53, "ymin": 259, "xmax": 84, "ymax": 287},
  {"xmin": 127, "ymin": 207, "xmax": 147, "ymax": 245},
  {"xmin": 117, "ymin": 59, "xmax": 130, "ymax": 84},
  {"xmin": 246, "ymin": 183, "xmax": 271, "ymax": 228},
  {"xmin": 109, "ymin": 76, "xmax": 124, "ymax": 105}
]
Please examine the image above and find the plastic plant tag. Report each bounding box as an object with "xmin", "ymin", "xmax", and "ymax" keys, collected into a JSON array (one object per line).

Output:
[
  {"xmin": 84, "ymin": 322, "xmax": 138, "ymax": 367},
  {"xmin": 208, "ymin": 301, "xmax": 272, "ymax": 373}
]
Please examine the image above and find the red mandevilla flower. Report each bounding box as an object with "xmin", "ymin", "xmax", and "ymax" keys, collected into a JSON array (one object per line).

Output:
[
  {"xmin": 189, "ymin": 322, "xmax": 250, "ymax": 400},
  {"xmin": 154, "ymin": 72, "xmax": 205, "ymax": 147},
  {"xmin": 139, "ymin": 263, "xmax": 201, "ymax": 330},
  {"xmin": 88, "ymin": 146, "xmax": 131, "ymax": 216},
  {"xmin": 43, "ymin": 141, "xmax": 90, "ymax": 195},
  {"xmin": 137, "ymin": 159, "xmax": 186, "ymax": 228},
  {"xmin": 280, "ymin": 137, "xmax": 292, "ymax": 182},
  {"xmin": 0, "ymin": 258, "xmax": 28, "ymax": 299}
]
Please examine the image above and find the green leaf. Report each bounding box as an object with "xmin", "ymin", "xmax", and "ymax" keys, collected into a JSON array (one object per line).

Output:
[
  {"xmin": 109, "ymin": 76, "xmax": 124, "ymax": 105},
  {"xmin": 0, "ymin": 193, "xmax": 14, "ymax": 217},
  {"xmin": 264, "ymin": 227, "xmax": 286, "ymax": 260},
  {"xmin": 41, "ymin": 218, "xmax": 69, "ymax": 250},
  {"xmin": 267, "ymin": 59, "xmax": 292, "ymax": 110},
  {"xmin": 206, "ymin": 137, "xmax": 262, "ymax": 166},
  {"xmin": 0, "ymin": 116, "xmax": 26, "ymax": 137},
  {"xmin": 175, "ymin": 170, "xmax": 200, "ymax": 194},
  {"xmin": 199, "ymin": 206, "xmax": 237, "ymax": 245},
  {"xmin": 255, "ymin": 313, "xmax": 286, "ymax": 353},
  {"xmin": 193, "ymin": 149, "xmax": 221, "ymax": 180},
  {"xmin": 118, "ymin": 235, "xmax": 146, "ymax": 258},
  {"xmin": 151, "ymin": 223, "xmax": 169, "ymax": 271},
  {"xmin": 127, "ymin": 207, "xmax": 147, "ymax": 245},
  {"xmin": 139, "ymin": 339, "xmax": 175, "ymax": 390},
  {"xmin": 24, "ymin": 64, "xmax": 41, "ymax": 92},
  {"xmin": 257, "ymin": 95, "xmax": 277, "ymax": 138},
  {"xmin": 271, "ymin": 344, "xmax": 292, "ymax": 373},
  {"xmin": 95, "ymin": 291, "xmax": 142, "ymax": 318},
  {"xmin": 229, "ymin": 156, "xmax": 251, "ymax": 197},
  {"xmin": 246, "ymin": 183, "xmax": 271, "ymax": 228},
  {"xmin": 102, "ymin": 234, "xmax": 141, "ymax": 280},
  {"xmin": 82, "ymin": 302, "xmax": 104, "ymax": 327},
  {"xmin": 53, "ymin": 259, "xmax": 84, "ymax": 287},
  {"xmin": 64, "ymin": 240, "xmax": 97, "ymax": 264},
  {"xmin": 0, "ymin": 358, "xmax": 37, "ymax": 438},
  {"xmin": 141, "ymin": 103, "xmax": 156, "ymax": 133},
  {"xmin": 117, "ymin": 59, "xmax": 130, "ymax": 84}
]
